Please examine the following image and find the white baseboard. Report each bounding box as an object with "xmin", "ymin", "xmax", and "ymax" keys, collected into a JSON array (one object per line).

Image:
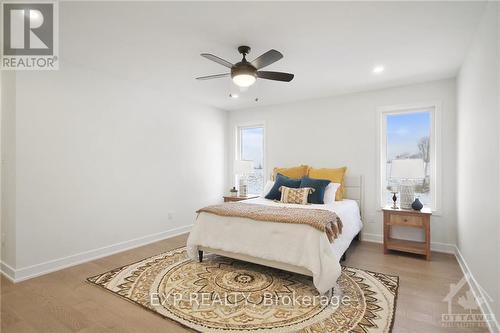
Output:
[
  {"xmin": 0, "ymin": 261, "xmax": 16, "ymax": 282},
  {"xmin": 361, "ymin": 232, "xmax": 456, "ymax": 254},
  {"xmin": 361, "ymin": 232, "xmax": 498, "ymax": 332},
  {"xmin": 454, "ymin": 246, "xmax": 500, "ymax": 333},
  {"xmin": 360, "ymin": 232, "xmax": 383, "ymax": 244},
  {"xmin": 0, "ymin": 224, "xmax": 192, "ymax": 283}
]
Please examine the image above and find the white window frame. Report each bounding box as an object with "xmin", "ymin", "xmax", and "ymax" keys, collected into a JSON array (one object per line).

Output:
[
  {"xmin": 235, "ymin": 123, "xmax": 266, "ymax": 194},
  {"xmin": 377, "ymin": 102, "xmax": 442, "ymax": 213}
]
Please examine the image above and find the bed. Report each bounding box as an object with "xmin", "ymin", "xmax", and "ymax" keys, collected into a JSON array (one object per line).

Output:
[{"xmin": 186, "ymin": 175, "xmax": 363, "ymax": 294}]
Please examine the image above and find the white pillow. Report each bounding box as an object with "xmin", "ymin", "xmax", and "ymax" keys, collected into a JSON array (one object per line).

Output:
[
  {"xmin": 323, "ymin": 183, "xmax": 341, "ymax": 204},
  {"xmin": 262, "ymin": 180, "xmax": 275, "ymax": 197}
]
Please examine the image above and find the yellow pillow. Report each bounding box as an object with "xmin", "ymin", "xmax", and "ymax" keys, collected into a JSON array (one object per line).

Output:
[
  {"xmin": 308, "ymin": 167, "xmax": 347, "ymax": 201},
  {"xmin": 272, "ymin": 165, "xmax": 310, "ymax": 180}
]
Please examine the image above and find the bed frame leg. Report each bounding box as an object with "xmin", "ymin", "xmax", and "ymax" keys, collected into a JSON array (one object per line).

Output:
[{"xmin": 198, "ymin": 250, "xmax": 203, "ymax": 263}]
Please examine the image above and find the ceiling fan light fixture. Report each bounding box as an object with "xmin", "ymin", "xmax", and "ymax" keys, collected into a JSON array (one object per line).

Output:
[
  {"xmin": 197, "ymin": 46, "xmax": 293, "ymax": 86},
  {"xmin": 232, "ymin": 73, "xmax": 256, "ymax": 88}
]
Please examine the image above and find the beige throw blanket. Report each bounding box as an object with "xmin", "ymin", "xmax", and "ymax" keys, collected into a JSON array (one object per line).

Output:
[{"xmin": 197, "ymin": 203, "xmax": 343, "ymax": 243}]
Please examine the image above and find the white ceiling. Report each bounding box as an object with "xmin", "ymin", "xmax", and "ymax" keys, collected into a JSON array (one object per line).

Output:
[{"xmin": 61, "ymin": 1, "xmax": 486, "ymax": 110}]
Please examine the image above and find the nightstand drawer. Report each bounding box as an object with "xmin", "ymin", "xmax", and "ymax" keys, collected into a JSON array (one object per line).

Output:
[{"xmin": 389, "ymin": 214, "xmax": 423, "ymax": 227}]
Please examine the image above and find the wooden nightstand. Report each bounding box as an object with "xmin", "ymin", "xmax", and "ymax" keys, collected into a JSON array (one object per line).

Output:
[
  {"xmin": 223, "ymin": 195, "xmax": 259, "ymax": 202},
  {"xmin": 383, "ymin": 207, "xmax": 432, "ymax": 260}
]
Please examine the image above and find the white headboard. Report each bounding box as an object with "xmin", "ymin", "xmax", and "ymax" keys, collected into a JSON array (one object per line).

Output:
[{"xmin": 344, "ymin": 175, "xmax": 364, "ymax": 219}]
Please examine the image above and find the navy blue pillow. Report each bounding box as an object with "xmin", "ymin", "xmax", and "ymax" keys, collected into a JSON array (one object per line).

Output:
[
  {"xmin": 265, "ymin": 174, "xmax": 302, "ymax": 200},
  {"xmin": 300, "ymin": 177, "xmax": 331, "ymax": 204}
]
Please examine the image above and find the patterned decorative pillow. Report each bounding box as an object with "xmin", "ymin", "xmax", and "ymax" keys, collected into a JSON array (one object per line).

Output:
[{"xmin": 279, "ymin": 186, "xmax": 315, "ymax": 205}]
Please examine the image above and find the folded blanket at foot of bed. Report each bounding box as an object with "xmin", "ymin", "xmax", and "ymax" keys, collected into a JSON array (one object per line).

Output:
[{"xmin": 197, "ymin": 202, "xmax": 342, "ymax": 243}]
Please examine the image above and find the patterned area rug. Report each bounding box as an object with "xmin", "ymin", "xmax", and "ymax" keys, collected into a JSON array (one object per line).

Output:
[{"xmin": 88, "ymin": 247, "xmax": 398, "ymax": 333}]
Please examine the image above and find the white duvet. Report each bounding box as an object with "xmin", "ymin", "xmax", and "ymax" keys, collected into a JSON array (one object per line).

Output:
[{"xmin": 187, "ymin": 197, "xmax": 362, "ymax": 294}]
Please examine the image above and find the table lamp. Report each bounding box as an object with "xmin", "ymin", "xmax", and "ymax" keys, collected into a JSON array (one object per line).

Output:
[{"xmin": 234, "ymin": 160, "xmax": 254, "ymax": 197}]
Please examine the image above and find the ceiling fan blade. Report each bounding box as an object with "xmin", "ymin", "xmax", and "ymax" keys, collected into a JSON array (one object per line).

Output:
[
  {"xmin": 251, "ymin": 49, "xmax": 283, "ymax": 69},
  {"xmin": 196, "ymin": 73, "xmax": 230, "ymax": 80},
  {"xmin": 257, "ymin": 71, "xmax": 294, "ymax": 82},
  {"xmin": 201, "ymin": 53, "xmax": 233, "ymax": 68}
]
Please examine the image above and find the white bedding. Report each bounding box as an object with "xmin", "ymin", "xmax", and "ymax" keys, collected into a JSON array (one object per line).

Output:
[{"xmin": 186, "ymin": 197, "xmax": 362, "ymax": 294}]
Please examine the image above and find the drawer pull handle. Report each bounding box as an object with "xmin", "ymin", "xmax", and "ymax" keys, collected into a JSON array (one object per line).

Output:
[{"xmin": 403, "ymin": 218, "xmax": 408, "ymax": 222}]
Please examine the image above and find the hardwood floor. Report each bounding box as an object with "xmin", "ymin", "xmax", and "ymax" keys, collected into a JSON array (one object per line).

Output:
[{"xmin": 1, "ymin": 234, "xmax": 488, "ymax": 333}]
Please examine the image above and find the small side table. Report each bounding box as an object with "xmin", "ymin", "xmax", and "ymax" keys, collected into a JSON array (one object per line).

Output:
[
  {"xmin": 383, "ymin": 207, "xmax": 432, "ymax": 260},
  {"xmin": 223, "ymin": 195, "xmax": 259, "ymax": 202}
]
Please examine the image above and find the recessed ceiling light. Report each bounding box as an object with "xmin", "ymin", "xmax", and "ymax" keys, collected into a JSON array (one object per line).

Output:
[
  {"xmin": 229, "ymin": 93, "xmax": 239, "ymax": 99},
  {"xmin": 372, "ymin": 65, "xmax": 385, "ymax": 74}
]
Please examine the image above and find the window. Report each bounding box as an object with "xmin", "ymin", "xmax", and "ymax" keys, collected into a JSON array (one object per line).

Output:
[
  {"xmin": 237, "ymin": 125, "xmax": 265, "ymax": 195},
  {"xmin": 379, "ymin": 104, "xmax": 440, "ymax": 210}
]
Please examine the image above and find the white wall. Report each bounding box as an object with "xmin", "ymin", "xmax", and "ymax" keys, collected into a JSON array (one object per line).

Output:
[
  {"xmin": 1, "ymin": 72, "xmax": 17, "ymax": 272},
  {"xmin": 457, "ymin": 2, "xmax": 499, "ymax": 326},
  {"xmin": 0, "ymin": 2, "xmax": 229, "ymax": 279},
  {"xmin": 5, "ymin": 65, "xmax": 226, "ymax": 275},
  {"xmin": 228, "ymin": 79, "xmax": 457, "ymax": 249},
  {"xmin": 1, "ymin": 34, "xmax": 231, "ymax": 281}
]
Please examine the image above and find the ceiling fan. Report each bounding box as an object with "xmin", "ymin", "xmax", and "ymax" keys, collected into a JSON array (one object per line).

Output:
[{"xmin": 196, "ymin": 46, "xmax": 294, "ymax": 88}]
